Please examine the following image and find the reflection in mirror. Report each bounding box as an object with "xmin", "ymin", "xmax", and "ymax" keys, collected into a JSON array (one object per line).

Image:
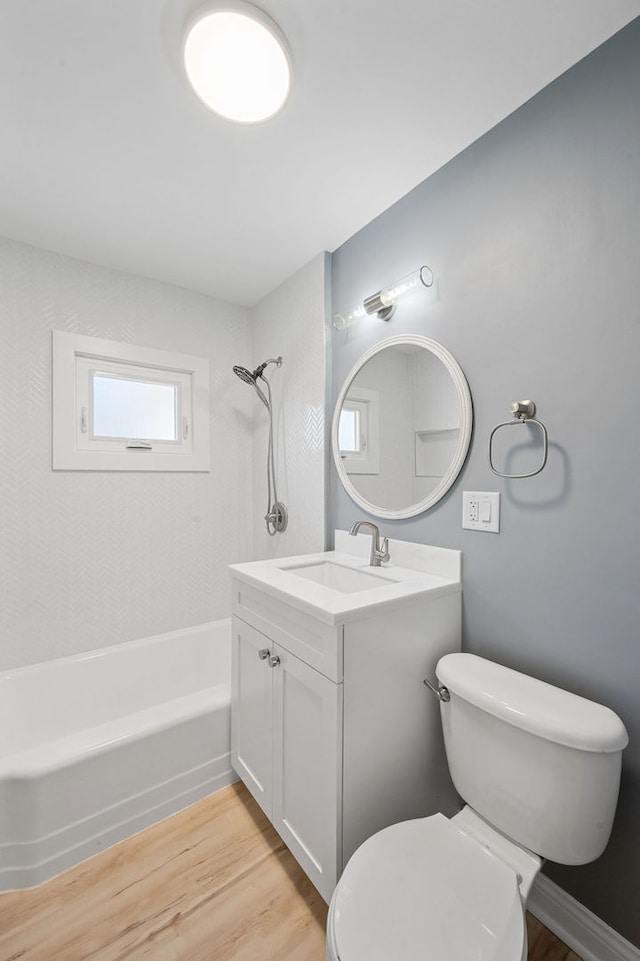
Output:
[
  {"xmin": 332, "ymin": 335, "xmax": 472, "ymax": 519},
  {"xmin": 338, "ymin": 387, "xmax": 379, "ymax": 475}
]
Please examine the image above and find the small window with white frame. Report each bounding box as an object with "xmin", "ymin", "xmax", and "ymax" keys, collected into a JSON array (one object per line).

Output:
[
  {"xmin": 338, "ymin": 387, "xmax": 379, "ymax": 474},
  {"xmin": 52, "ymin": 331, "xmax": 210, "ymax": 471}
]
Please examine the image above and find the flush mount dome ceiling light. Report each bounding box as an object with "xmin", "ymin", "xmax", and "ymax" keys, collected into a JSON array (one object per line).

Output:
[{"xmin": 183, "ymin": 2, "xmax": 292, "ymax": 123}]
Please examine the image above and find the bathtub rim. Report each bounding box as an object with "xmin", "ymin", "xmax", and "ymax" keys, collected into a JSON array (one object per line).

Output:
[{"xmin": 0, "ymin": 616, "xmax": 232, "ymax": 680}]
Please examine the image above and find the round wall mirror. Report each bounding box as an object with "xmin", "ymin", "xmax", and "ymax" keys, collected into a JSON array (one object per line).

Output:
[{"xmin": 331, "ymin": 335, "xmax": 473, "ymax": 519}]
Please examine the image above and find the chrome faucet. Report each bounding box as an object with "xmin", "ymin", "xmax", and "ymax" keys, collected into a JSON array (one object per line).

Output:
[{"xmin": 349, "ymin": 520, "xmax": 390, "ymax": 567}]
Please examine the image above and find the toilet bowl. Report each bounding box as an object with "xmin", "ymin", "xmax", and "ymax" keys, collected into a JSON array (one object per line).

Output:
[
  {"xmin": 326, "ymin": 653, "xmax": 628, "ymax": 961},
  {"xmin": 326, "ymin": 810, "xmax": 538, "ymax": 961}
]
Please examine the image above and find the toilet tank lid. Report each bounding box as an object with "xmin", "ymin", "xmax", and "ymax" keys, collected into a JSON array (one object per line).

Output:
[{"xmin": 436, "ymin": 653, "xmax": 628, "ymax": 753}]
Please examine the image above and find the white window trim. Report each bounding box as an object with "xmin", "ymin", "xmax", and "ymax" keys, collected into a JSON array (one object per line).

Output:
[
  {"xmin": 52, "ymin": 331, "xmax": 210, "ymax": 471},
  {"xmin": 338, "ymin": 387, "xmax": 379, "ymax": 475}
]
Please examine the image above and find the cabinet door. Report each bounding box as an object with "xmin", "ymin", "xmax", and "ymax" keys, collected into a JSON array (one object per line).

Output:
[
  {"xmin": 231, "ymin": 616, "xmax": 274, "ymax": 816},
  {"xmin": 272, "ymin": 643, "xmax": 342, "ymax": 902}
]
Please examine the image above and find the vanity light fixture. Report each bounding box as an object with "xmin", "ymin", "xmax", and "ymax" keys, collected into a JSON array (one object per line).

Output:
[
  {"xmin": 332, "ymin": 303, "xmax": 367, "ymax": 331},
  {"xmin": 183, "ymin": 2, "xmax": 292, "ymax": 124},
  {"xmin": 333, "ymin": 266, "xmax": 434, "ymax": 329}
]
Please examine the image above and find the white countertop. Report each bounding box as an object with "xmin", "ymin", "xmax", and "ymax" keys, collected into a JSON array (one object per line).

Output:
[{"xmin": 230, "ymin": 532, "xmax": 461, "ymax": 625}]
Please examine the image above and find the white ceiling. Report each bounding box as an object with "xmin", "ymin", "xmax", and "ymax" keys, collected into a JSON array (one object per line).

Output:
[{"xmin": 1, "ymin": 1, "xmax": 639, "ymax": 306}]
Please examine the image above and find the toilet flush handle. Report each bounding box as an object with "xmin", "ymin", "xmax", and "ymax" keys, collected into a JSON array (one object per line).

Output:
[{"xmin": 423, "ymin": 677, "xmax": 450, "ymax": 702}]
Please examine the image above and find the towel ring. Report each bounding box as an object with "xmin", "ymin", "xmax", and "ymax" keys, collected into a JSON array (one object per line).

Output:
[{"xmin": 488, "ymin": 400, "xmax": 548, "ymax": 478}]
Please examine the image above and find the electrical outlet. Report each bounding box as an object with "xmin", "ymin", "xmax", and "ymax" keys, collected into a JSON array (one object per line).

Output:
[{"xmin": 462, "ymin": 491, "xmax": 500, "ymax": 533}]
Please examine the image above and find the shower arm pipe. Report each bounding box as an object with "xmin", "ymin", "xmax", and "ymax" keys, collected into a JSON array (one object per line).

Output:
[{"xmin": 254, "ymin": 356, "xmax": 282, "ymax": 378}]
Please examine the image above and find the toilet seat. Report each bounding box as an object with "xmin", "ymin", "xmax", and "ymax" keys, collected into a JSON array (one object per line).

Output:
[{"xmin": 328, "ymin": 813, "xmax": 526, "ymax": 961}]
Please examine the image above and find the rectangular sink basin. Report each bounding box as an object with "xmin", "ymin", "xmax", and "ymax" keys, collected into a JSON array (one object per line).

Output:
[{"xmin": 285, "ymin": 561, "xmax": 397, "ymax": 594}]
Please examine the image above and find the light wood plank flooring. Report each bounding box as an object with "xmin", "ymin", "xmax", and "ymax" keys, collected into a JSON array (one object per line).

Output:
[
  {"xmin": 0, "ymin": 781, "xmax": 582, "ymax": 961},
  {"xmin": 527, "ymin": 914, "xmax": 584, "ymax": 961}
]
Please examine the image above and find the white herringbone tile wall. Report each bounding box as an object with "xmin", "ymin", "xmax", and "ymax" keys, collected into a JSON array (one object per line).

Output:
[
  {"xmin": 0, "ymin": 237, "xmax": 254, "ymax": 669},
  {"xmin": 249, "ymin": 253, "xmax": 328, "ymax": 560}
]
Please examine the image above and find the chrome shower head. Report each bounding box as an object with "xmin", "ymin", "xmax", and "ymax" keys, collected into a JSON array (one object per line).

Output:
[
  {"xmin": 232, "ymin": 365, "xmax": 256, "ymax": 385},
  {"xmin": 233, "ymin": 363, "xmax": 270, "ymax": 409}
]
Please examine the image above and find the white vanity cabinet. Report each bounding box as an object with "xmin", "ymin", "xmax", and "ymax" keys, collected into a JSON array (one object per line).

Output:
[
  {"xmin": 231, "ymin": 612, "xmax": 342, "ymax": 898},
  {"xmin": 230, "ymin": 536, "xmax": 462, "ymax": 903}
]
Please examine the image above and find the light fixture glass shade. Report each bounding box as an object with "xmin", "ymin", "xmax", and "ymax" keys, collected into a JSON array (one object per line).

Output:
[
  {"xmin": 361, "ymin": 266, "xmax": 434, "ymax": 320},
  {"xmin": 183, "ymin": 4, "xmax": 291, "ymax": 123},
  {"xmin": 374, "ymin": 267, "xmax": 434, "ymax": 311},
  {"xmin": 333, "ymin": 305, "xmax": 366, "ymax": 330},
  {"xmin": 334, "ymin": 266, "xmax": 434, "ymax": 329}
]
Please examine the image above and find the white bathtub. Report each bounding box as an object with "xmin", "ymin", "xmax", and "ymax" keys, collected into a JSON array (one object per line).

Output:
[{"xmin": 0, "ymin": 618, "xmax": 235, "ymax": 891}]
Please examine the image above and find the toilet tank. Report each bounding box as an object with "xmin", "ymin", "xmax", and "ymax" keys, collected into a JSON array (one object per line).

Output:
[{"xmin": 436, "ymin": 653, "xmax": 628, "ymax": 865}]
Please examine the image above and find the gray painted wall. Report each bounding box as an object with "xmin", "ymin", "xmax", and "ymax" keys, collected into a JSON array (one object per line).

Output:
[{"xmin": 330, "ymin": 18, "xmax": 640, "ymax": 947}]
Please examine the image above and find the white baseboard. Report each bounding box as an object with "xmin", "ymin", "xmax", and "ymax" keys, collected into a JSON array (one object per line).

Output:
[{"xmin": 528, "ymin": 874, "xmax": 639, "ymax": 961}]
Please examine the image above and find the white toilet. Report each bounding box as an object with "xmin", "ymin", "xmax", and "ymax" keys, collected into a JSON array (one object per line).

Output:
[{"xmin": 326, "ymin": 653, "xmax": 628, "ymax": 961}]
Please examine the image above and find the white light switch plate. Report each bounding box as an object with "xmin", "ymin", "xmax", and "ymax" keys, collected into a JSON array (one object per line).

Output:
[{"xmin": 462, "ymin": 491, "xmax": 500, "ymax": 533}]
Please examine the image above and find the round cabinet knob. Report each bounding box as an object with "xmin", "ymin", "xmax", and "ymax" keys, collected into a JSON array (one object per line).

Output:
[
  {"xmin": 258, "ymin": 648, "xmax": 270, "ymax": 660},
  {"xmin": 268, "ymin": 654, "xmax": 280, "ymax": 668}
]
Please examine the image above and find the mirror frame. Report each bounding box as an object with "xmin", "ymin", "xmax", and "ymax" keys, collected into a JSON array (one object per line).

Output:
[{"xmin": 331, "ymin": 334, "xmax": 473, "ymax": 519}]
